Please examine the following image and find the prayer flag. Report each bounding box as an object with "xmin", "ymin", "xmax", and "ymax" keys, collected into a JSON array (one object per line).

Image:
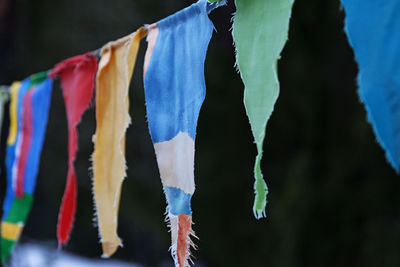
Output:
[
  {"xmin": 341, "ymin": 0, "xmax": 400, "ymax": 172},
  {"xmin": 1, "ymin": 74, "xmax": 52, "ymax": 262},
  {"xmin": 92, "ymin": 27, "xmax": 147, "ymax": 258},
  {"xmin": 143, "ymin": 1, "xmax": 224, "ymax": 265},
  {"xmin": 232, "ymin": 0, "xmax": 294, "ymax": 218},
  {"xmin": 49, "ymin": 53, "xmax": 98, "ymax": 246}
]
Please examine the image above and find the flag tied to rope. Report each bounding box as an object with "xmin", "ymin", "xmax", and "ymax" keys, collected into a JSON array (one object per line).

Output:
[
  {"xmin": 92, "ymin": 26, "xmax": 147, "ymax": 258},
  {"xmin": 1, "ymin": 73, "xmax": 53, "ymax": 262},
  {"xmin": 232, "ymin": 0, "xmax": 294, "ymax": 218},
  {"xmin": 341, "ymin": 0, "xmax": 400, "ymax": 172},
  {"xmin": 143, "ymin": 0, "xmax": 225, "ymax": 266},
  {"xmin": 49, "ymin": 53, "xmax": 98, "ymax": 246},
  {"xmin": 0, "ymin": 0, "xmax": 302, "ymax": 265}
]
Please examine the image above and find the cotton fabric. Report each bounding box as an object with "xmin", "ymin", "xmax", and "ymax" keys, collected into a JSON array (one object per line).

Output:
[
  {"xmin": 232, "ymin": 0, "xmax": 294, "ymax": 218},
  {"xmin": 49, "ymin": 53, "xmax": 98, "ymax": 246},
  {"xmin": 341, "ymin": 0, "xmax": 400, "ymax": 171},
  {"xmin": 92, "ymin": 27, "xmax": 147, "ymax": 258},
  {"xmin": 1, "ymin": 74, "xmax": 52, "ymax": 262},
  {"xmin": 143, "ymin": 1, "xmax": 224, "ymax": 265}
]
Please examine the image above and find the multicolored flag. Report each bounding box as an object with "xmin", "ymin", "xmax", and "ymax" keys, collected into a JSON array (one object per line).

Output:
[
  {"xmin": 1, "ymin": 73, "xmax": 53, "ymax": 262},
  {"xmin": 143, "ymin": 0, "xmax": 225, "ymax": 266}
]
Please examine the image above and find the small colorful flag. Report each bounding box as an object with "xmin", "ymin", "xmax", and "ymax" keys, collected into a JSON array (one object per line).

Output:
[
  {"xmin": 1, "ymin": 73, "xmax": 53, "ymax": 262},
  {"xmin": 49, "ymin": 53, "xmax": 98, "ymax": 246},
  {"xmin": 341, "ymin": 0, "xmax": 400, "ymax": 172},
  {"xmin": 92, "ymin": 26, "xmax": 147, "ymax": 258},
  {"xmin": 232, "ymin": 0, "xmax": 295, "ymax": 218},
  {"xmin": 143, "ymin": 0, "xmax": 225, "ymax": 266}
]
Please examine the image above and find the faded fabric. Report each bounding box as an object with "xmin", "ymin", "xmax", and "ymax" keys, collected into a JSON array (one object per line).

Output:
[
  {"xmin": 92, "ymin": 27, "xmax": 147, "ymax": 258},
  {"xmin": 49, "ymin": 53, "xmax": 98, "ymax": 246},
  {"xmin": 1, "ymin": 74, "xmax": 52, "ymax": 262},
  {"xmin": 341, "ymin": 0, "xmax": 400, "ymax": 171},
  {"xmin": 232, "ymin": 0, "xmax": 294, "ymax": 218},
  {"xmin": 143, "ymin": 1, "xmax": 224, "ymax": 266}
]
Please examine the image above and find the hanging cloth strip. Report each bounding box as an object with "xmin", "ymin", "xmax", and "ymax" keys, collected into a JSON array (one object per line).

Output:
[
  {"xmin": 1, "ymin": 81, "xmax": 24, "ymax": 262},
  {"xmin": 49, "ymin": 53, "xmax": 98, "ymax": 246},
  {"xmin": 341, "ymin": 0, "xmax": 400, "ymax": 171},
  {"xmin": 91, "ymin": 26, "xmax": 147, "ymax": 258},
  {"xmin": 143, "ymin": 0, "xmax": 225, "ymax": 266},
  {"xmin": 232, "ymin": 0, "xmax": 294, "ymax": 218},
  {"xmin": 1, "ymin": 73, "xmax": 53, "ymax": 263}
]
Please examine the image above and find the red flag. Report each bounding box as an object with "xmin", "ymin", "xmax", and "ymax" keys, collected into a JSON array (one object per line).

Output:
[
  {"xmin": 15, "ymin": 88, "xmax": 34, "ymax": 198},
  {"xmin": 49, "ymin": 53, "xmax": 98, "ymax": 246}
]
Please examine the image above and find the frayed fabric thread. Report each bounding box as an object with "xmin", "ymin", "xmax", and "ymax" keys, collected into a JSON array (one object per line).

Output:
[{"xmin": 166, "ymin": 213, "xmax": 197, "ymax": 267}]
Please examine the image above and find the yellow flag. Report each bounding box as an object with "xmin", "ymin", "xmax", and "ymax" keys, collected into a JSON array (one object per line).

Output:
[
  {"xmin": 7, "ymin": 82, "xmax": 21, "ymax": 145},
  {"xmin": 92, "ymin": 26, "xmax": 147, "ymax": 258}
]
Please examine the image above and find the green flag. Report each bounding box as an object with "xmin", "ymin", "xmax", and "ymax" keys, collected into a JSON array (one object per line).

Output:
[{"xmin": 233, "ymin": 0, "xmax": 294, "ymax": 218}]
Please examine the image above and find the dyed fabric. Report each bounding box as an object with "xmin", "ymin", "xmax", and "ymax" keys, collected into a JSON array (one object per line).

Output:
[
  {"xmin": 341, "ymin": 1, "xmax": 400, "ymax": 171},
  {"xmin": 49, "ymin": 53, "xmax": 98, "ymax": 246},
  {"xmin": 2, "ymin": 80, "xmax": 24, "ymax": 222},
  {"xmin": 6, "ymin": 82, "xmax": 21, "ymax": 148},
  {"xmin": 14, "ymin": 88, "xmax": 34, "ymax": 198},
  {"xmin": 92, "ymin": 27, "xmax": 147, "ymax": 258},
  {"xmin": 144, "ymin": 1, "xmax": 224, "ymax": 266},
  {"xmin": 1, "ymin": 74, "xmax": 52, "ymax": 262},
  {"xmin": 232, "ymin": 0, "xmax": 294, "ymax": 218}
]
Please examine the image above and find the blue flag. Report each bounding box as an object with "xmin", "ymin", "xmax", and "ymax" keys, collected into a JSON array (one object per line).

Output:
[{"xmin": 342, "ymin": 0, "xmax": 400, "ymax": 171}]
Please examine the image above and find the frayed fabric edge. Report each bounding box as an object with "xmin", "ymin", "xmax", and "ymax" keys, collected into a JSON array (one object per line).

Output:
[{"xmin": 165, "ymin": 213, "xmax": 198, "ymax": 267}]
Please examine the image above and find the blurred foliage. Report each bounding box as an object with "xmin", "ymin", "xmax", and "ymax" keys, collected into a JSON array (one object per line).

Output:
[{"xmin": 1, "ymin": 0, "xmax": 400, "ymax": 266}]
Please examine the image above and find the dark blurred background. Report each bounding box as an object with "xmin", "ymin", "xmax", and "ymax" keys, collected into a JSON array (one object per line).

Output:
[{"xmin": 1, "ymin": 0, "xmax": 400, "ymax": 266}]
